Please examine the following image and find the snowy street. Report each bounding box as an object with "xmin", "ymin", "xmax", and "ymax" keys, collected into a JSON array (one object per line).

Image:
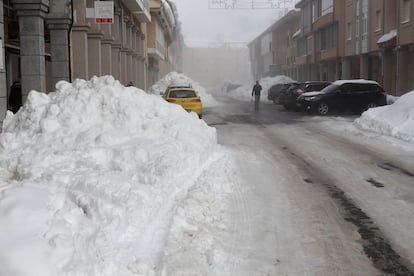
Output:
[
  {"xmin": 1, "ymin": 74, "xmax": 414, "ymax": 275},
  {"xmin": 161, "ymin": 95, "xmax": 414, "ymax": 275}
]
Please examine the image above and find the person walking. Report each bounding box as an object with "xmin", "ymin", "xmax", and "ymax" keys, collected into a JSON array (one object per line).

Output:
[
  {"xmin": 9, "ymin": 80, "xmax": 22, "ymax": 114},
  {"xmin": 252, "ymin": 80, "xmax": 262, "ymax": 112}
]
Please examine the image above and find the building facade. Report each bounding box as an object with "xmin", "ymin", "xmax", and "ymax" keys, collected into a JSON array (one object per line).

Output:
[
  {"xmin": 248, "ymin": 10, "xmax": 301, "ymax": 81},
  {"xmin": 147, "ymin": 0, "xmax": 181, "ymax": 87},
  {"xmin": 0, "ymin": 0, "xmax": 182, "ymax": 120},
  {"xmin": 182, "ymin": 44, "xmax": 252, "ymax": 88},
  {"xmin": 249, "ymin": 0, "xmax": 414, "ymax": 96}
]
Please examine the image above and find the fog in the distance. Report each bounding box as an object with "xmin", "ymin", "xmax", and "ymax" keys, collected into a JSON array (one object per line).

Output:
[{"xmin": 172, "ymin": 0, "xmax": 295, "ymax": 88}]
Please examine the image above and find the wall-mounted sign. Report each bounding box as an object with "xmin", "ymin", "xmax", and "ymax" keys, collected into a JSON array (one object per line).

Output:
[{"xmin": 95, "ymin": 1, "xmax": 114, "ymax": 23}]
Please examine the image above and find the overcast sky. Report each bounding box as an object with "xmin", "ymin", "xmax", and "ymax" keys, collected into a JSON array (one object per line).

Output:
[{"xmin": 171, "ymin": 0, "xmax": 296, "ymax": 47}]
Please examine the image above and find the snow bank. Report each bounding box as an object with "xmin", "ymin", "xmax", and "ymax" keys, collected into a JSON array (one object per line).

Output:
[
  {"xmin": 0, "ymin": 75, "xmax": 218, "ymax": 276},
  {"xmin": 226, "ymin": 75, "xmax": 294, "ymax": 101},
  {"xmin": 354, "ymin": 91, "xmax": 414, "ymax": 143},
  {"xmin": 148, "ymin": 71, "xmax": 218, "ymax": 107}
]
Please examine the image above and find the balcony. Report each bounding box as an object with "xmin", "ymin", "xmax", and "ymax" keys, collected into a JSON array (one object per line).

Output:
[
  {"xmin": 148, "ymin": 40, "xmax": 165, "ymax": 60},
  {"xmin": 320, "ymin": 47, "xmax": 337, "ymax": 60},
  {"xmin": 123, "ymin": 0, "xmax": 151, "ymax": 22},
  {"xmin": 295, "ymin": 55, "xmax": 308, "ymax": 65},
  {"xmin": 313, "ymin": 12, "xmax": 334, "ymax": 30}
]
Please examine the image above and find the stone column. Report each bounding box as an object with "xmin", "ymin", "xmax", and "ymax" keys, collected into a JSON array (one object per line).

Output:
[
  {"xmin": 119, "ymin": 13, "xmax": 128, "ymax": 84},
  {"xmin": 131, "ymin": 25, "xmax": 138, "ymax": 86},
  {"xmin": 341, "ymin": 57, "xmax": 352, "ymax": 79},
  {"xmin": 46, "ymin": 0, "xmax": 71, "ymax": 88},
  {"xmin": 125, "ymin": 16, "xmax": 133, "ymax": 84},
  {"xmin": 87, "ymin": 20, "xmax": 103, "ymax": 77},
  {"xmin": 111, "ymin": 8, "xmax": 121, "ymax": 81},
  {"xmin": 12, "ymin": 0, "xmax": 49, "ymax": 100},
  {"xmin": 359, "ymin": 54, "xmax": 369, "ymax": 79},
  {"xmin": 137, "ymin": 31, "xmax": 146, "ymax": 90},
  {"xmin": 112, "ymin": 43, "xmax": 121, "ymax": 80},
  {"xmin": 0, "ymin": 0, "xmax": 7, "ymax": 119},
  {"xmin": 397, "ymin": 47, "xmax": 409, "ymax": 95},
  {"xmin": 46, "ymin": 18, "xmax": 72, "ymax": 85},
  {"xmin": 71, "ymin": 0, "xmax": 89, "ymax": 80},
  {"xmin": 120, "ymin": 49, "xmax": 128, "ymax": 84},
  {"xmin": 100, "ymin": 24, "xmax": 113, "ymax": 76},
  {"xmin": 382, "ymin": 50, "xmax": 394, "ymax": 95}
]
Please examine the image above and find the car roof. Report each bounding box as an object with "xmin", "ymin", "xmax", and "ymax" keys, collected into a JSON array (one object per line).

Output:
[
  {"xmin": 167, "ymin": 84, "xmax": 192, "ymax": 89},
  {"xmin": 332, "ymin": 79, "xmax": 380, "ymax": 85},
  {"xmin": 304, "ymin": 81, "xmax": 331, "ymax": 84}
]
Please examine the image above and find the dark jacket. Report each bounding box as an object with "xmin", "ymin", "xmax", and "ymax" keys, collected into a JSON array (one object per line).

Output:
[
  {"xmin": 252, "ymin": 84, "xmax": 262, "ymax": 96},
  {"xmin": 9, "ymin": 81, "xmax": 22, "ymax": 113}
]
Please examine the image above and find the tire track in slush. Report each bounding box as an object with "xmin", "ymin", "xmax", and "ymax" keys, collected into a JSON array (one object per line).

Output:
[
  {"xmin": 228, "ymin": 113, "xmax": 414, "ymax": 275},
  {"xmin": 225, "ymin": 150, "xmax": 255, "ymax": 275},
  {"xmin": 268, "ymin": 133, "xmax": 414, "ymax": 275}
]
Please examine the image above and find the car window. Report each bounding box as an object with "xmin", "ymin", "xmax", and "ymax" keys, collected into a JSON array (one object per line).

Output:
[
  {"xmin": 340, "ymin": 83, "xmax": 355, "ymax": 93},
  {"xmin": 169, "ymin": 90, "xmax": 197, "ymax": 98},
  {"xmin": 322, "ymin": 84, "xmax": 340, "ymax": 93},
  {"xmin": 367, "ymin": 84, "xmax": 384, "ymax": 93}
]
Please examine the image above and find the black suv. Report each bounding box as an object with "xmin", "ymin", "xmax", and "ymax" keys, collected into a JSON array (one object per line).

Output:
[
  {"xmin": 279, "ymin": 81, "xmax": 331, "ymax": 110},
  {"xmin": 267, "ymin": 82, "xmax": 297, "ymax": 104},
  {"xmin": 296, "ymin": 80, "xmax": 387, "ymax": 115}
]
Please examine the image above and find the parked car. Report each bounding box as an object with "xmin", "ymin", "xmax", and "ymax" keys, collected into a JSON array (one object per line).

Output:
[
  {"xmin": 163, "ymin": 84, "xmax": 203, "ymax": 118},
  {"xmin": 267, "ymin": 82, "xmax": 297, "ymax": 104},
  {"xmin": 296, "ymin": 79, "xmax": 387, "ymax": 115},
  {"xmin": 279, "ymin": 81, "xmax": 331, "ymax": 110}
]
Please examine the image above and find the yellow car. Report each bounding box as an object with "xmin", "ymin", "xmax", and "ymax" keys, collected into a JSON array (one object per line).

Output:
[{"xmin": 163, "ymin": 85, "xmax": 203, "ymax": 118}]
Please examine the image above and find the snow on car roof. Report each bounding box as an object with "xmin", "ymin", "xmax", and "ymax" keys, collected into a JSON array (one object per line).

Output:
[
  {"xmin": 333, "ymin": 79, "xmax": 379, "ymax": 85},
  {"xmin": 168, "ymin": 83, "xmax": 192, "ymax": 88}
]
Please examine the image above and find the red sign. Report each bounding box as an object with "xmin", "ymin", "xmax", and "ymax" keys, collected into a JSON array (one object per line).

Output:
[{"xmin": 96, "ymin": 18, "xmax": 113, "ymax": 23}]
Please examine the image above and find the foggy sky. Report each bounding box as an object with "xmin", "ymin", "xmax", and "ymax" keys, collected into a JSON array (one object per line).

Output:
[{"xmin": 171, "ymin": 0, "xmax": 296, "ymax": 47}]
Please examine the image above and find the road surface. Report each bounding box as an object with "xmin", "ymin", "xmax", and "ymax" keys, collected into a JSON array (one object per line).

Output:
[{"xmin": 162, "ymin": 96, "xmax": 414, "ymax": 276}]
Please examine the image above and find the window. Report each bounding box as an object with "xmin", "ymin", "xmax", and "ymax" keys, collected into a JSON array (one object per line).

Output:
[
  {"xmin": 320, "ymin": 24, "xmax": 337, "ymax": 50},
  {"xmin": 376, "ymin": 10, "xmax": 382, "ymax": 31},
  {"xmin": 361, "ymin": 0, "xmax": 368, "ymax": 40},
  {"xmin": 303, "ymin": 5, "xmax": 310, "ymax": 29},
  {"xmin": 347, "ymin": 22, "xmax": 352, "ymax": 40},
  {"xmin": 321, "ymin": 0, "xmax": 333, "ymax": 16},
  {"xmin": 355, "ymin": 0, "xmax": 360, "ymax": 42},
  {"xmin": 298, "ymin": 38, "xmax": 307, "ymax": 56},
  {"xmin": 312, "ymin": 0, "xmax": 318, "ymax": 22},
  {"xmin": 307, "ymin": 36, "xmax": 313, "ymax": 55},
  {"xmin": 402, "ymin": 0, "xmax": 410, "ymax": 22},
  {"xmin": 169, "ymin": 90, "xmax": 196, "ymax": 98}
]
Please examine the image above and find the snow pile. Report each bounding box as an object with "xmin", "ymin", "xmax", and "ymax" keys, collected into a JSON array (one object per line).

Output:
[
  {"xmin": 226, "ymin": 75, "xmax": 294, "ymax": 101},
  {"xmin": 220, "ymin": 80, "xmax": 243, "ymax": 93},
  {"xmin": 0, "ymin": 75, "xmax": 218, "ymax": 275},
  {"xmin": 161, "ymin": 149, "xmax": 237, "ymax": 275},
  {"xmin": 148, "ymin": 71, "xmax": 218, "ymax": 106},
  {"xmin": 354, "ymin": 90, "xmax": 414, "ymax": 142}
]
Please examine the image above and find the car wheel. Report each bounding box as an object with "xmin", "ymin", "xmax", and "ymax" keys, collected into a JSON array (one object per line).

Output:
[
  {"xmin": 273, "ymin": 98, "xmax": 278, "ymax": 104},
  {"xmin": 366, "ymin": 102, "xmax": 377, "ymax": 109},
  {"xmin": 283, "ymin": 104, "xmax": 291, "ymax": 110},
  {"xmin": 316, "ymin": 102, "xmax": 329, "ymax": 115}
]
